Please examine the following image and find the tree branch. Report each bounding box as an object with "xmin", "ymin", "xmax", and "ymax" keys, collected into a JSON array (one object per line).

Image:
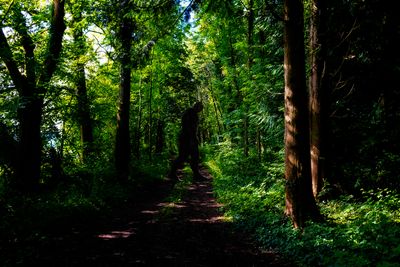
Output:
[
  {"xmin": 0, "ymin": 27, "xmax": 25, "ymax": 91},
  {"xmin": 38, "ymin": 0, "xmax": 66, "ymax": 88},
  {"xmin": 0, "ymin": 0, "xmax": 16, "ymax": 24}
]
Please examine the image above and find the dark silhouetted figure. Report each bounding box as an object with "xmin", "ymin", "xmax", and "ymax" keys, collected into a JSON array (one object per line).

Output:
[{"xmin": 169, "ymin": 102, "xmax": 206, "ymax": 180}]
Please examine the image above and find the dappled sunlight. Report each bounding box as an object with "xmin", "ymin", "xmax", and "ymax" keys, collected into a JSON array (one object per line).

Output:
[
  {"xmin": 97, "ymin": 229, "xmax": 135, "ymax": 240},
  {"xmin": 187, "ymin": 185, "xmax": 197, "ymax": 191},
  {"xmin": 156, "ymin": 202, "xmax": 187, "ymax": 209},
  {"xmin": 198, "ymin": 202, "xmax": 223, "ymax": 208},
  {"xmin": 140, "ymin": 209, "xmax": 159, "ymax": 214},
  {"xmin": 188, "ymin": 215, "xmax": 228, "ymax": 224}
]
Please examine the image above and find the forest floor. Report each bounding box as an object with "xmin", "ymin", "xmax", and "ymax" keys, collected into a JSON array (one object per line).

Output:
[{"xmin": 4, "ymin": 167, "xmax": 292, "ymax": 266}]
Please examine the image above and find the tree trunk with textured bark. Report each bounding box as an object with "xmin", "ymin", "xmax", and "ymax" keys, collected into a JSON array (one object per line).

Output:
[
  {"xmin": 309, "ymin": 0, "xmax": 327, "ymax": 199},
  {"xmin": 283, "ymin": 0, "xmax": 320, "ymax": 228}
]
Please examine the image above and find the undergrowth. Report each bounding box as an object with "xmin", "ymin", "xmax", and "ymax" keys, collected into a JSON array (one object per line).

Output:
[
  {"xmin": 203, "ymin": 142, "xmax": 400, "ymax": 267},
  {"xmin": 0, "ymin": 154, "xmax": 170, "ymax": 265}
]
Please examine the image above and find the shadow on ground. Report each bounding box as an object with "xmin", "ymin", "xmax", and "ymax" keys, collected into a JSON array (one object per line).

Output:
[{"xmin": 3, "ymin": 167, "xmax": 291, "ymax": 266}]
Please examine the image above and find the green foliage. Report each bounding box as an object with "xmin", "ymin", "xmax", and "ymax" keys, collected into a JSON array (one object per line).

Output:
[
  {"xmin": 205, "ymin": 143, "xmax": 400, "ymax": 267},
  {"xmin": 204, "ymin": 142, "xmax": 286, "ymax": 229},
  {"xmin": 186, "ymin": 0, "xmax": 284, "ymax": 152},
  {"xmin": 0, "ymin": 153, "xmax": 171, "ymax": 264},
  {"xmin": 1, "ymin": 0, "xmax": 400, "ymax": 264}
]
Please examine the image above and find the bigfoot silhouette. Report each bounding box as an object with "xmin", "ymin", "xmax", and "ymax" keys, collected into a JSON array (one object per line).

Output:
[{"xmin": 169, "ymin": 102, "xmax": 206, "ymax": 181}]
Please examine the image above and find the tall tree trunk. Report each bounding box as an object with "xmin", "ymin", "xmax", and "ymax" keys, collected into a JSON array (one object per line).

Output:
[
  {"xmin": 256, "ymin": 127, "xmax": 262, "ymax": 161},
  {"xmin": 309, "ymin": 0, "xmax": 327, "ymax": 199},
  {"xmin": 243, "ymin": 116, "xmax": 249, "ymax": 157},
  {"xmin": 0, "ymin": 0, "xmax": 66, "ymax": 192},
  {"xmin": 283, "ymin": 0, "xmax": 320, "ymax": 228},
  {"xmin": 207, "ymin": 79, "xmax": 222, "ymax": 137},
  {"xmin": 148, "ymin": 55, "xmax": 154, "ymax": 161},
  {"xmin": 243, "ymin": 0, "xmax": 254, "ymax": 158},
  {"xmin": 115, "ymin": 12, "xmax": 133, "ymax": 182},
  {"xmin": 135, "ymin": 72, "xmax": 143, "ymax": 159},
  {"xmin": 73, "ymin": 12, "xmax": 93, "ymax": 163},
  {"xmin": 76, "ymin": 61, "xmax": 94, "ymax": 161}
]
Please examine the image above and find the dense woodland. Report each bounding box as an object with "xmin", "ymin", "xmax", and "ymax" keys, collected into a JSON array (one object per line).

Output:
[{"xmin": 1, "ymin": 0, "xmax": 399, "ymax": 266}]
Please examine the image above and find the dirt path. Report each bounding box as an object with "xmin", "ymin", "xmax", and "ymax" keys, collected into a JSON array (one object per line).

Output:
[{"xmin": 16, "ymin": 167, "xmax": 290, "ymax": 266}]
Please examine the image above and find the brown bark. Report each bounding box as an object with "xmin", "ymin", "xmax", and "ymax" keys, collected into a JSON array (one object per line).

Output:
[
  {"xmin": 283, "ymin": 0, "xmax": 319, "ymax": 228},
  {"xmin": 309, "ymin": 0, "xmax": 327, "ymax": 199}
]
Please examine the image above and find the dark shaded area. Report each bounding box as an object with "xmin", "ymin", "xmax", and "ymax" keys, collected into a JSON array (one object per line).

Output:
[
  {"xmin": 323, "ymin": 0, "xmax": 400, "ymax": 195},
  {"xmin": 1, "ymin": 168, "xmax": 290, "ymax": 266}
]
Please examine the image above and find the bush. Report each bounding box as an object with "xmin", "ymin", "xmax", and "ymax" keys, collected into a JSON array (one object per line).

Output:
[{"xmin": 204, "ymin": 144, "xmax": 400, "ymax": 267}]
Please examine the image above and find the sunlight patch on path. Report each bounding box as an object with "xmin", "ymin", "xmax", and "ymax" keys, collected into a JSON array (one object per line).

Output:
[
  {"xmin": 140, "ymin": 209, "xmax": 159, "ymax": 214},
  {"xmin": 157, "ymin": 202, "xmax": 187, "ymax": 209},
  {"xmin": 96, "ymin": 229, "xmax": 135, "ymax": 240},
  {"xmin": 188, "ymin": 215, "xmax": 231, "ymax": 224}
]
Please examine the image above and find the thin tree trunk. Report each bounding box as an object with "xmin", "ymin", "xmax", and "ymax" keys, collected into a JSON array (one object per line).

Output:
[
  {"xmin": 243, "ymin": 116, "xmax": 249, "ymax": 157},
  {"xmin": 309, "ymin": 0, "xmax": 327, "ymax": 199},
  {"xmin": 243, "ymin": 0, "xmax": 254, "ymax": 158},
  {"xmin": 148, "ymin": 54, "xmax": 154, "ymax": 161},
  {"xmin": 256, "ymin": 127, "xmax": 262, "ymax": 161},
  {"xmin": 135, "ymin": 72, "xmax": 143, "ymax": 159},
  {"xmin": 155, "ymin": 117, "xmax": 164, "ymax": 154},
  {"xmin": 283, "ymin": 0, "xmax": 320, "ymax": 228},
  {"xmin": 206, "ymin": 72, "xmax": 223, "ymax": 137}
]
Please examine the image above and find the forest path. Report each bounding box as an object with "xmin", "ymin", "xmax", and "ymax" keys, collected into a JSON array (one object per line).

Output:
[{"xmin": 23, "ymin": 167, "xmax": 290, "ymax": 266}]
